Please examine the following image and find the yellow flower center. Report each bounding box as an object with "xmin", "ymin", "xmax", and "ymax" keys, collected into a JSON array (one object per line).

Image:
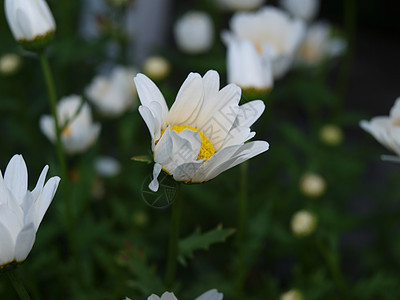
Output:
[
  {"xmin": 159, "ymin": 125, "xmax": 215, "ymax": 161},
  {"xmin": 62, "ymin": 125, "xmax": 72, "ymax": 137}
]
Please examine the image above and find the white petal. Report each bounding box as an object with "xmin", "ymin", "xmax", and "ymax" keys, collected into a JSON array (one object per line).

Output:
[
  {"xmin": 4, "ymin": 154, "xmax": 28, "ymax": 204},
  {"xmin": 390, "ymin": 97, "xmax": 400, "ymax": 119},
  {"xmin": 147, "ymin": 296, "xmax": 161, "ymax": 300},
  {"xmin": 134, "ymin": 74, "xmax": 168, "ymax": 127},
  {"xmin": 173, "ymin": 160, "xmax": 204, "ymax": 182},
  {"xmin": 14, "ymin": 223, "xmax": 36, "ymax": 262},
  {"xmin": 160, "ymin": 292, "xmax": 178, "ymax": 300},
  {"xmin": 221, "ymin": 126, "xmax": 251, "ymax": 148},
  {"xmin": 192, "ymin": 141, "xmax": 269, "ymax": 182},
  {"xmin": 0, "ymin": 221, "xmax": 15, "ymax": 266},
  {"xmin": 169, "ymin": 129, "xmax": 201, "ymax": 164},
  {"xmin": 34, "ymin": 176, "xmax": 60, "ymax": 230},
  {"xmin": 167, "ymin": 72, "xmax": 204, "ymax": 126},
  {"xmin": 196, "ymin": 84, "xmax": 241, "ymax": 151},
  {"xmin": 139, "ymin": 105, "xmax": 157, "ymax": 142},
  {"xmin": 154, "ymin": 128, "xmax": 174, "ymax": 164},
  {"xmin": 202, "ymin": 70, "xmax": 220, "ymax": 101},
  {"xmin": 39, "ymin": 115, "xmax": 56, "ymax": 142},
  {"xmin": 234, "ymin": 100, "xmax": 265, "ymax": 128},
  {"xmin": 195, "ymin": 289, "xmax": 223, "ymax": 300},
  {"xmin": 0, "ymin": 204, "xmax": 21, "ymax": 242},
  {"xmin": 149, "ymin": 163, "xmax": 162, "ymax": 192},
  {"xmin": 31, "ymin": 165, "xmax": 49, "ymax": 201}
]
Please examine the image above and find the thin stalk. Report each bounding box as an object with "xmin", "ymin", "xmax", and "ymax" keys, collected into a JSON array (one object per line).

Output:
[
  {"xmin": 317, "ymin": 239, "xmax": 351, "ymax": 300},
  {"xmin": 7, "ymin": 270, "xmax": 31, "ymax": 300},
  {"xmin": 165, "ymin": 185, "xmax": 182, "ymax": 288},
  {"xmin": 235, "ymin": 161, "xmax": 249, "ymax": 297}
]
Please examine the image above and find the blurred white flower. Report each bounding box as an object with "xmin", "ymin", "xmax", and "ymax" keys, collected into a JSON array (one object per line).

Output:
[
  {"xmin": 319, "ymin": 124, "xmax": 343, "ymax": 146},
  {"xmin": 280, "ymin": 289, "xmax": 304, "ymax": 300},
  {"xmin": 174, "ymin": 11, "xmax": 214, "ymax": 55},
  {"xmin": 297, "ymin": 22, "xmax": 346, "ymax": 66},
  {"xmin": 225, "ymin": 6, "xmax": 305, "ymax": 79},
  {"xmin": 281, "ymin": 0, "xmax": 319, "ymax": 21},
  {"xmin": 218, "ymin": 0, "xmax": 265, "ymax": 11},
  {"xmin": 142, "ymin": 56, "xmax": 171, "ymax": 81},
  {"xmin": 147, "ymin": 289, "xmax": 223, "ymax": 300},
  {"xmin": 5, "ymin": 0, "xmax": 56, "ymax": 50},
  {"xmin": 291, "ymin": 210, "xmax": 317, "ymax": 237},
  {"xmin": 134, "ymin": 70, "xmax": 269, "ymax": 192},
  {"xmin": 299, "ymin": 172, "xmax": 326, "ymax": 198},
  {"xmin": 0, "ymin": 154, "xmax": 60, "ymax": 267},
  {"xmin": 85, "ymin": 66, "xmax": 138, "ymax": 117},
  {"xmin": 360, "ymin": 97, "xmax": 400, "ymax": 156},
  {"xmin": 40, "ymin": 95, "xmax": 101, "ymax": 155},
  {"xmin": 222, "ymin": 33, "xmax": 273, "ymax": 91},
  {"xmin": 94, "ymin": 156, "xmax": 121, "ymax": 177},
  {"xmin": 0, "ymin": 53, "xmax": 21, "ymax": 76}
]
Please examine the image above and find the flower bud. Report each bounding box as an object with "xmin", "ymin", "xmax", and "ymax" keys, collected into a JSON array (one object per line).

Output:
[
  {"xmin": 0, "ymin": 53, "xmax": 21, "ymax": 76},
  {"xmin": 299, "ymin": 172, "xmax": 326, "ymax": 198},
  {"xmin": 291, "ymin": 210, "xmax": 317, "ymax": 237},
  {"xmin": 142, "ymin": 56, "xmax": 171, "ymax": 81},
  {"xmin": 319, "ymin": 124, "xmax": 344, "ymax": 146},
  {"xmin": 5, "ymin": 0, "xmax": 56, "ymax": 51},
  {"xmin": 174, "ymin": 11, "xmax": 214, "ymax": 55},
  {"xmin": 281, "ymin": 289, "xmax": 304, "ymax": 300}
]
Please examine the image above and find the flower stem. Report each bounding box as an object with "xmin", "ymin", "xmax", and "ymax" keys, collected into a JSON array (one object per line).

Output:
[
  {"xmin": 317, "ymin": 238, "xmax": 351, "ymax": 300},
  {"xmin": 165, "ymin": 185, "xmax": 182, "ymax": 288},
  {"xmin": 7, "ymin": 270, "xmax": 31, "ymax": 300},
  {"xmin": 235, "ymin": 161, "xmax": 249, "ymax": 297},
  {"xmin": 38, "ymin": 52, "xmax": 67, "ymax": 182}
]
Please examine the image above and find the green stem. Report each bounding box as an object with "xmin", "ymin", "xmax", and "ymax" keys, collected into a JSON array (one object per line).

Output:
[
  {"xmin": 317, "ymin": 238, "xmax": 351, "ymax": 300},
  {"xmin": 165, "ymin": 185, "xmax": 182, "ymax": 288},
  {"xmin": 38, "ymin": 52, "xmax": 68, "ymax": 182},
  {"xmin": 235, "ymin": 161, "xmax": 249, "ymax": 297},
  {"xmin": 7, "ymin": 270, "xmax": 31, "ymax": 300}
]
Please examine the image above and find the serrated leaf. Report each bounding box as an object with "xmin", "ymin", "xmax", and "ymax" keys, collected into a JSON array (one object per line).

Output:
[{"xmin": 178, "ymin": 225, "xmax": 236, "ymax": 266}]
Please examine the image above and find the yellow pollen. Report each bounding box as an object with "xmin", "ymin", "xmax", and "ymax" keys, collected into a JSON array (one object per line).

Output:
[
  {"xmin": 62, "ymin": 125, "xmax": 72, "ymax": 137},
  {"xmin": 158, "ymin": 125, "xmax": 215, "ymax": 161}
]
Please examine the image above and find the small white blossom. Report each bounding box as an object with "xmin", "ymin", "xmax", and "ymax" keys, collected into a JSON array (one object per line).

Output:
[
  {"xmin": 0, "ymin": 53, "xmax": 21, "ymax": 76},
  {"xmin": 174, "ymin": 11, "xmax": 214, "ymax": 54},
  {"xmin": 40, "ymin": 95, "xmax": 101, "ymax": 155},
  {"xmin": 142, "ymin": 56, "xmax": 171, "ymax": 81},
  {"xmin": 85, "ymin": 66, "xmax": 138, "ymax": 117},
  {"xmin": 299, "ymin": 172, "xmax": 326, "ymax": 198}
]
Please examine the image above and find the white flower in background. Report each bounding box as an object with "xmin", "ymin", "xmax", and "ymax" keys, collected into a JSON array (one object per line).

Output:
[
  {"xmin": 291, "ymin": 210, "xmax": 317, "ymax": 237},
  {"xmin": 280, "ymin": 289, "xmax": 304, "ymax": 300},
  {"xmin": 85, "ymin": 66, "xmax": 137, "ymax": 117},
  {"xmin": 147, "ymin": 289, "xmax": 223, "ymax": 300},
  {"xmin": 142, "ymin": 56, "xmax": 171, "ymax": 81},
  {"xmin": 280, "ymin": 0, "xmax": 319, "ymax": 21},
  {"xmin": 319, "ymin": 124, "xmax": 343, "ymax": 146},
  {"xmin": 0, "ymin": 154, "xmax": 60, "ymax": 268},
  {"xmin": 174, "ymin": 11, "xmax": 214, "ymax": 55},
  {"xmin": 218, "ymin": 0, "xmax": 265, "ymax": 11},
  {"xmin": 297, "ymin": 22, "xmax": 347, "ymax": 66},
  {"xmin": 40, "ymin": 95, "xmax": 101, "ymax": 155},
  {"xmin": 94, "ymin": 156, "xmax": 121, "ymax": 177},
  {"xmin": 360, "ymin": 97, "xmax": 400, "ymax": 157},
  {"xmin": 4, "ymin": 0, "xmax": 56, "ymax": 50},
  {"xmin": 134, "ymin": 70, "xmax": 269, "ymax": 192},
  {"xmin": 299, "ymin": 172, "xmax": 326, "ymax": 198},
  {"xmin": 0, "ymin": 53, "xmax": 21, "ymax": 76},
  {"xmin": 222, "ymin": 33, "xmax": 273, "ymax": 91},
  {"xmin": 226, "ymin": 6, "xmax": 305, "ymax": 79}
]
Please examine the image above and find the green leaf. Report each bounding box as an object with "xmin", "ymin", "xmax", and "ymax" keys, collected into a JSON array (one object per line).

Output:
[{"xmin": 178, "ymin": 225, "xmax": 236, "ymax": 266}]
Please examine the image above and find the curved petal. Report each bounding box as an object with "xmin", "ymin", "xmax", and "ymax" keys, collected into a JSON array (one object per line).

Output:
[
  {"xmin": 4, "ymin": 154, "xmax": 28, "ymax": 205},
  {"xmin": 31, "ymin": 165, "xmax": 49, "ymax": 201},
  {"xmin": 134, "ymin": 74, "xmax": 168, "ymax": 127},
  {"xmin": 149, "ymin": 163, "xmax": 162, "ymax": 192},
  {"xmin": 14, "ymin": 222, "xmax": 35, "ymax": 262},
  {"xmin": 0, "ymin": 204, "xmax": 21, "ymax": 242},
  {"xmin": 173, "ymin": 160, "xmax": 204, "ymax": 182},
  {"xmin": 139, "ymin": 105, "xmax": 157, "ymax": 143},
  {"xmin": 34, "ymin": 176, "xmax": 60, "ymax": 230},
  {"xmin": 202, "ymin": 70, "xmax": 220, "ymax": 101},
  {"xmin": 167, "ymin": 72, "xmax": 204, "ymax": 126}
]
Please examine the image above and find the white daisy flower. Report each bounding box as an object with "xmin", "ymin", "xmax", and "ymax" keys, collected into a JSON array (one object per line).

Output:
[
  {"xmin": 0, "ymin": 154, "xmax": 60, "ymax": 267},
  {"xmin": 225, "ymin": 6, "xmax": 305, "ymax": 79},
  {"xmin": 134, "ymin": 70, "xmax": 269, "ymax": 192}
]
